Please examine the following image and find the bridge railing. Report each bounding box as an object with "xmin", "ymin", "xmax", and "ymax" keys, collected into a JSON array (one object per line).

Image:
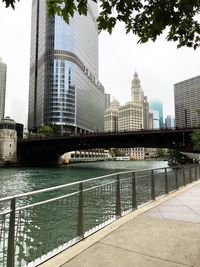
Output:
[{"xmin": 0, "ymin": 164, "xmax": 199, "ymax": 267}]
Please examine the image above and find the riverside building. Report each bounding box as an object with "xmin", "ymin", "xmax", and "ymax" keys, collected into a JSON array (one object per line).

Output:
[
  {"xmin": 0, "ymin": 57, "xmax": 6, "ymax": 121},
  {"xmin": 174, "ymin": 75, "xmax": 200, "ymax": 128},
  {"xmin": 28, "ymin": 0, "xmax": 104, "ymax": 134},
  {"xmin": 105, "ymin": 72, "xmax": 149, "ymax": 159}
]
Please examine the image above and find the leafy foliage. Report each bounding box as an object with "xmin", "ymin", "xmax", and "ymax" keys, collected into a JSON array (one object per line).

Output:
[
  {"xmin": 2, "ymin": 0, "xmax": 200, "ymax": 49},
  {"xmin": 191, "ymin": 126, "xmax": 200, "ymax": 151},
  {"xmin": 37, "ymin": 124, "xmax": 54, "ymax": 137},
  {"xmin": 167, "ymin": 149, "xmax": 192, "ymax": 164},
  {"xmin": 110, "ymin": 148, "xmax": 126, "ymax": 157},
  {"xmin": 156, "ymin": 148, "xmax": 166, "ymax": 158},
  {"xmin": 2, "ymin": 0, "xmax": 19, "ymax": 8}
]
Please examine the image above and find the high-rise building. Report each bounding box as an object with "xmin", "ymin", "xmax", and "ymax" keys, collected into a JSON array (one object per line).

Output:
[
  {"xmin": 105, "ymin": 93, "xmax": 111, "ymax": 111},
  {"xmin": 104, "ymin": 72, "xmax": 148, "ymax": 159},
  {"xmin": 174, "ymin": 75, "xmax": 200, "ymax": 128},
  {"xmin": 149, "ymin": 99, "xmax": 163, "ymax": 128},
  {"xmin": 149, "ymin": 110, "xmax": 159, "ymax": 129},
  {"xmin": 104, "ymin": 98, "xmax": 120, "ymax": 132},
  {"xmin": 165, "ymin": 115, "xmax": 175, "ymax": 128},
  {"xmin": 0, "ymin": 57, "xmax": 6, "ymax": 121},
  {"xmin": 28, "ymin": 0, "xmax": 104, "ymax": 133},
  {"xmin": 119, "ymin": 72, "xmax": 147, "ymax": 159},
  {"xmin": 148, "ymin": 112, "xmax": 154, "ymax": 129}
]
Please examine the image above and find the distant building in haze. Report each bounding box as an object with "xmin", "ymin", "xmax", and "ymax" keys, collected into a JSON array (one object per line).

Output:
[
  {"xmin": 165, "ymin": 115, "xmax": 175, "ymax": 128},
  {"xmin": 149, "ymin": 110, "xmax": 159, "ymax": 129},
  {"xmin": 149, "ymin": 99, "xmax": 163, "ymax": 128},
  {"xmin": 174, "ymin": 75, "xmax": 200, "ymax": 128},
  {"xmin": 148, "ymin": 112, "xmax": 154, "ymax": 129},
  {"xmin": 105, "ymin": 93, "xmax": 111, "ymax": 111},
  {"xmin": 28, "ymin": 0, "xmax": 104, "ymax": 134},
  {"xmin": 0, "ymin": 57, "xmax": 6, "ymax": 121}
]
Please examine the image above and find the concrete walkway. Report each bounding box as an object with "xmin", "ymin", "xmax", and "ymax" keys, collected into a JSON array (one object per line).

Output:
[{"xmin": 40, "ymin": 181, "xmax": 200, "ymax": 267}]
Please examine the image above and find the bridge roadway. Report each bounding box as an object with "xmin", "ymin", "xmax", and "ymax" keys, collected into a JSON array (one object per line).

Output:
[
  {"xmin": 17, "ymin": 128, "xmax": 195, "ymax": 165},
  {"xmin": 40, "ymin": 180, "xmax": 200, "ymax": 267}
]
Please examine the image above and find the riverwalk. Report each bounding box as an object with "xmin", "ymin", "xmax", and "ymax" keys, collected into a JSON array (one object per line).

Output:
[{"xmin": 40, "ymin": 180, "xmax": 200, "ymax": 267}]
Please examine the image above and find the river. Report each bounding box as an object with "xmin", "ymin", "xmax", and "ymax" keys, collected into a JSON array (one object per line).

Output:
[
  {"xmin": 0, "ymin": 160, "xmax": 168, "ymax": 198},
  {"xmin": 1, "ymin": 160, "xmax": 170, "ymax": 267}
]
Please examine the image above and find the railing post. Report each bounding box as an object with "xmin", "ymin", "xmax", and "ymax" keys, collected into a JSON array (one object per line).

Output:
[
  {"xmin": 189, "ymin": 165, "xmax": 192, "ymax": 183},
  {"xmin": 199, "ymin": 164, "xmax": 200, "ymax": 180},
  {"xmin": 132, "ymin": 172, "xmax": 137, "ymax": 209},
  {"xmin": 151, "ymin": 170, "xmax": 155, "ymax": 200},
  {"xmin": 175, "ymin": 167, "xmax": 178, "ymax": 189},
  {"xmin": 164, "ymin": 168, "xmax": 169, "ymax": 194},
  {"xmin": 116, "ymin": 174, "xmax": 121, "ymax": 217},
  {"xmin": 182, "ymin": 166, "xmax": 186, "ymax": 186},
  {"xmin": 195, "ymin": 164, "xmax": 197, "ymax": 181},
  {"xmin": 77, "ymin": 183, "xmax": 84, "ymax": 238},
  {"xmin": 7, "ymin": 198, "xmax": 16, "ymax": 267}
]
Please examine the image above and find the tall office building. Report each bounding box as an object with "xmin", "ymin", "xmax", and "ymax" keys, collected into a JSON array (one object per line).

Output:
[
  {"xmin": 165, "ymin": 115, "xmax": 175, "ymax": 128},
  {"xmin": 104, "ymin": 98, "xmax": 120, "ymax": 132},
  {"xmin": 174, "ymin": 75, "xmax": 200, "ymax": 128},
  {"xmin": 105, "ymin": 93, "xmax": 111, "ymax": 111},
  {"xmin": 149, "ymin": 99, "xmax": 163, "ymax": 128},
  {"xmin": 119, "ymin": 72, "xmax": 147, "ymax": 159},
  {"xmin": 119, "ymin": 72, "xmax": 144, "ymax": 132},
  {"xmin": 104, "ymin": 72, "xmax": 148, "ymax": 159},
  {"xmin": 149, "ymin": 110, "xmax": 159, "ymax": 129},
  {"xmin": 0, "ymin": 57, "xmax": 6, "ymax": 121},
  {"xmin": 28, "ymin": 0, "xmax": 104, "ymax": 133}
]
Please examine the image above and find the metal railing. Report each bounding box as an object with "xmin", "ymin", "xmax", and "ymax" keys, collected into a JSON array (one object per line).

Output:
[{"xmin": 0, "ymin": 164, "xmax": 199, "ymax": 267}]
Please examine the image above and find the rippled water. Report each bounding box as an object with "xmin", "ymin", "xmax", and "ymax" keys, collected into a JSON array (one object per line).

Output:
[
  {"xmin": 0, "ymin": 160, "xmax": 171, "ymax": 267},
  {"xmin": 0, "ymin": 160, "xmax": 168, "ymax": 198}
]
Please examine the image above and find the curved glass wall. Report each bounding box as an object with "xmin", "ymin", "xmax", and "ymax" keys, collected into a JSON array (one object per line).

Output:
[{"xmin": 28, "ymin": 0, "xmax": 104, "ymax": 133}]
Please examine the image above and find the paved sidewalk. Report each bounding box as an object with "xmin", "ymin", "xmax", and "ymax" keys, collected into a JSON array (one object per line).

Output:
[{"xmin": 40, "ymin": 181, "xmax": 200, "ymax": 267}]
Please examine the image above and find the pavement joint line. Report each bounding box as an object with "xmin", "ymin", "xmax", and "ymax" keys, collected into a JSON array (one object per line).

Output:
[
  {"xmin": 39, "ymin": 179, "xmax": 200, "ymax": 267},
  {"xmin": 184, "ymin": 204, "xmax": 200, "ymax": 217},
  {"xmin": 99, "ymin": 241, "xmax": 194, "ymax": 267}
]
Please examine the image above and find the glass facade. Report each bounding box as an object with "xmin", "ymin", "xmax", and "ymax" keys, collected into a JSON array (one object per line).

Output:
[
  {"xmin": 28, "ymin": 0, "xmax": 104, "ymax": 133},
  {"xmin": 149, "ymin": 99, "xmax": 163, "ymax": 128}
]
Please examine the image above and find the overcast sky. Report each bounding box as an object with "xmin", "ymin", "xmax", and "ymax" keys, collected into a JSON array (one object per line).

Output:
[{"xmin": 0, "ymin": 1, "xmax": 200, "ymax": 128}]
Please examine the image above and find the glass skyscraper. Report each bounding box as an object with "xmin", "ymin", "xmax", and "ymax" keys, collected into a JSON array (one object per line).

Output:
[
  {"xmin": 149, "ymin": 99, "xmax": 163, "ymax": 128},
  {"xmin": 28, "ymin": 0, "xmax": 104, "ymax": 133},
  {"xmin": 0, "ymin": 57, "xmax": 6, "ymax": 121}
]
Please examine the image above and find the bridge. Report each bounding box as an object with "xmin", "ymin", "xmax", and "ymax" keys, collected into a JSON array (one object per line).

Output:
[{"xmin": 17, "ymin": 128, "xmax": 195, "ymax": 165}]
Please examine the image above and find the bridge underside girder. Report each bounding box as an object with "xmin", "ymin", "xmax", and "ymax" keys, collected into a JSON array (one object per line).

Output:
[{"xmin": 17, "ymin": 129, "xmax": 194, "ymax": 166}]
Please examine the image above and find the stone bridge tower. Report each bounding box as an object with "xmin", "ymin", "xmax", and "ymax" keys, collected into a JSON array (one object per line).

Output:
[{"xmin": 0, "ymin": 117, "xmax": 17, "ymax": 165}]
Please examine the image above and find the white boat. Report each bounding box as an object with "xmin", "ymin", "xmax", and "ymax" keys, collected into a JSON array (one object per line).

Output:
[{"xmin": 115, "ymin": 156, "xmax": 130, "ymax": 161}]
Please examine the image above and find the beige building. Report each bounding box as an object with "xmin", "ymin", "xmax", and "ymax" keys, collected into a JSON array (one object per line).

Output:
[
  {"xmin": 119, "ymin": 72, "xmax": 147, "ymax": 159},
  {"xmin": 104, "ymin": 98, "xmax": 120, "ymax": 132},
  {"xmin": 104, "ymin": 72, "xmax": 149, "ymax": 160}
]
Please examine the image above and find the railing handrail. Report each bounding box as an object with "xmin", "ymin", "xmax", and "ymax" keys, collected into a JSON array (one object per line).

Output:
[
  {"xmin": 1, "ymin": 163, "xmax": 199, "ymax": 267},
  {"xmin": 0, "ymin": 165, "xmax": 194, "ymax": 203},
  {"xmin": 0, "ymin": 166, "xmax": 175, "ymax": 203}
]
